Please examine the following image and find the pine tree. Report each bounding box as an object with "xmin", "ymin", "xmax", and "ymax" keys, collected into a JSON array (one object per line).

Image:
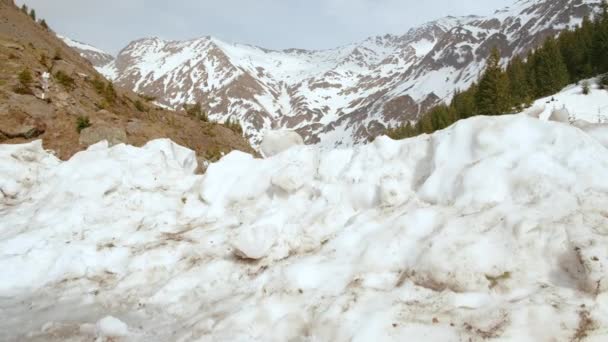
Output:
[
  {"xmin": 591, "ymin": 0, "xmax": 608, "ymax": 74},
  {"xmin": 531, "ymin": 37, "xmax": 569, "ymax": 96},
  {"xmin": 29, "ymin": 8, "xmax": 36, "ymax": 21},
  {"xmin": 558, "ymin": 16, "xmax": 594, "ymax": 81},
  {"xmin": 582, "ymin": 80, "xmax": 590, "ymax": 95},
  {"xmin": 451, "ymin": 84, "xmax": 478, "ymax": 119},
  {"xmin": 475, "ymin": 47, "xmax": 511, "ymax": 115},
  {"xmin": 40, "ymin": 19, "xmax": 49, "ymax": 30},
  {"xmin": 506, "ymin": 56, "xmax": 531, "ymax": 108},
  {"xmin": 20, "ymin": 4, "xmax": 27, "ymax": 14}
]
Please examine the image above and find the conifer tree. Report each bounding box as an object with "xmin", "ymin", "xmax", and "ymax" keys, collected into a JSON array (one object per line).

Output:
[
  {"xmin": 475, "ymin": 47, "xmax": 511, "ymax": 115},
  {"xmin": 20, "ymin": 4, "xmax": 27, "ymax": 14},
  {"xmin": 506, "ymin": 56, "xmax": 530, "ymax": 108},
  {"xmin": 531, "ymin": 37, "xmax": 569, "ymax": 96},
  {"xmin": 591, "ymin": 0, "xmax": 608, "ymax": 73},
  {"xmin": 29, "ymin": 8, "xmax": 36, "ymax": 21},
  {"xmin": 40, "ymin": 19, "xmax": 49, "ymax": 30},
  {"xmin": 452, "ymin": 84, "xmax": 478, "ymax": 119}
]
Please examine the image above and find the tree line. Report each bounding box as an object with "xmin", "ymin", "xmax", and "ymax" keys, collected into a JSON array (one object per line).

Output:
[{"xmin": 387, "ymin": 0, "xmax": 608, "ymax": 139}]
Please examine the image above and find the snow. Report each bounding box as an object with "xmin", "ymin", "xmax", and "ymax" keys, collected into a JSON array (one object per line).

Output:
[
  {"xmin": 96, "ymin": 316, "xmax": 129, "ymax": 337},
  {"xmin": 2, "ymin": 108, "xmax": 608, "ymax": 340},
  {"xmin": 260, "ymin": 130, "xmax": 305, "ymax": 157},
  {"xmin": 58, "ymin": 34, "xmax": 110, "ymax": 55},
  {"xmin": 534, "ymin": 78, "xmax": 608, "ymax": 123}
]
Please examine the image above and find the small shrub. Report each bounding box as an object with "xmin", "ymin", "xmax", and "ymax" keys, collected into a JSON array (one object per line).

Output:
[
  {"xmin": 55, "ymin": 70, "xmax": 75, "ymax": 90},
  {"xmin": 138, "ymin": 93, "xmax": 157, "ymax": 102},
  {"xmin": 104, "ymin": 82, "xmax": 117, "ymax": 103},
  {"xmin": 582, "ymin": 81, "xmax": 590, "ymax": 95},
  {"xmin": 76, "ymin": 116, "xmax": 91, "ymax": 133},
  {"xmin": 14, "ymin": 68, "xmax": 34, "ymax": 94},
  {"xmin": 224, "ymin": 117, "xmax": 243, "ymax": 135},
  {"xmin": 184, "ymin": 102, "xmax": 208, "ymax": 122},
  {"xmin": 14, "ymin": 71, "xmax": 33, "ymax": 94},
  {"xmin": 90, "ymin": 77, "xmax": 106, "ymax": 93},
  {"xmin": 134, "ymin": 99, "xmax": 146, "ymax": 112},
  {"xmin": 39, "ymin": 53, "xmax": 50, "ymax": 69},
  {"xmin": 89, "ymin": 77, "xmax": 117, "ymax": 104},
  {"xmin": 53, "ymin": 49, "xmax": 62, "ymax": 61},
  {"xmin": 600, "ymin": 75, "xmax": 608, "ymax": 90},
  {"xmin": 204, "ymin": 147, "xmax": 222, "ymax": 162},
  {"xmin": 39, "ymin": 19, "xmax": 49, "ymax": 30}
]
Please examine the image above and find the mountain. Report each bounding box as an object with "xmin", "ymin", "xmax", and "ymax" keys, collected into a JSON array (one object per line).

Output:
[
  {"xmin": 0, "ymin": 0, "xmax": 253, "ymax": 161},
  {"xmin": 58, "ymin": 34, "xmax": 114, "ymax": 67},
  {"xmin": 82, "ymin": 0, "xmax": 601, "ymax": 147}
]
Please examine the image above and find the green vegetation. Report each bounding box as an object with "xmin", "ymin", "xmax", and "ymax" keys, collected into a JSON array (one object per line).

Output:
[
  {"xmin": 20, "ymin": 4, "xmax": 27, "ymax": 14},
  {"xmin": 29, "ymin": 8, "xmax": 36, "ymax": 21},
  {"xmin": 387, "ymin": 0, "xmax": 608, "ymax": 140},
  {"xmin": 53, "ymin": 49, "xmax": 62, "ymax": 61},
  {"xmin": 90, "ymin": 77, "xmax": 117, "ymax": 105},
  {"xmin": 134, "ymin": 99, "xmax": 146, "ymax": 112},
  {"xmin": 55, "ymin": 70, "xmax": 75, "ymax": 90},
  {"xmin": 600, "ymin": 74, "xmax": 608, "ymax": 89},
  {"xmin": 39, "ymin": 19, "xmax": 49, "ymax": 30},
  {"xmin": 14, "ymin": 68, "xmax": 33, "ymax": 95},
  {"xmin": 184, "ymin": 102, "xmax": 208, "ymax": 122},
  {"xmin": 204, "ymin": 147, "xmax": 222, "ymax": 162},
  {"xmin": 138, "ymin": 93, "xmax": 157, "ymax": 102},
  {"xmin": 224, "ymin": 116, "xmax": 244, "ymax": 135},
  {"xmin": 76, "ymin": 116, "xmax": 91, "ymax": 133},
  {"xmin": 39, "ymin": 53, "xmax": 48, "ymax": 68},
  {"xmin": 582, "ymin": 80, "xmax": 590, "ymax": 95}
]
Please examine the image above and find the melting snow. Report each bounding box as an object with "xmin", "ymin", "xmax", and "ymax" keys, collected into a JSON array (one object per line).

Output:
[{"xmin": 2, "ymin": 111, "xmax": 608, "ymax": 340}]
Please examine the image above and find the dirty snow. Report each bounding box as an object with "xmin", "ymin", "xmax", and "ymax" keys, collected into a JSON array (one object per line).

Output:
[{"xmin": 2, "ymin": 113, "xmax": 608, "ymax": 341}]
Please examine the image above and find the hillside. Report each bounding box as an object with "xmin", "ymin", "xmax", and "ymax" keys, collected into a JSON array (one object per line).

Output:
[
  {"xmin": 0, "ymin": 0, "xmax": 254, "ymax": 161},
  {"xmin": 76, "ymin": 0, "xmax": 602, "ymax": 147}
]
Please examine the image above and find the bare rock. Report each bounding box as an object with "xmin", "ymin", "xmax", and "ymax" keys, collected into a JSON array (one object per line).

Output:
[
  {"xmin": 126, "ymin": 119, "xmax": 144, "ymax": 135},
  {"xmin": 8, "ymin": 93, "xmax": 55, "ymax": 119},
  {"xmin": 0, "ymin": 121, "xmax": 46, "ymax": 140},
  {"xmin": 79, "ymin": 125, "xmax": 127, "ymax": 147},
  {"xmin": 51, "ymin": 60, "xmax": 77, "ymax": 76},
  {"xmin": 0, "ymin": 40, "xmax": 23, "ymax": 50}
]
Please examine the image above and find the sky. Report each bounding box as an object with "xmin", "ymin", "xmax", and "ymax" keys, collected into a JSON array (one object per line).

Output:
[{"xmin": 16, "ymin": 0, "xmax": 512, "ymax": 55}]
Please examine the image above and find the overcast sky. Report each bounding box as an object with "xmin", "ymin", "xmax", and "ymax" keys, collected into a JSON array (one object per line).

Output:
[{"xmin": 16, "ymin": 0, "xmax": 511, "ymax": 55}]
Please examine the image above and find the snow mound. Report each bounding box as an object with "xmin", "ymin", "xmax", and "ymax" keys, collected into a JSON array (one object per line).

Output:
[
  {"xmin": 260, "ymin": 129, "xmax": 304, "ymax": 157},
  {"xmin": 2, "ymin": 114, "xmax": 608, "ymax": 341},
  {"xmin": 96, "ymin": 316, "xmax": 129, "ymax": 337}
]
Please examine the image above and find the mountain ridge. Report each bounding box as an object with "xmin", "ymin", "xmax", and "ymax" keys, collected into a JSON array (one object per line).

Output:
[{"xmin": 62, "ymin": 0, "xmax": 602, "ymax": 147}]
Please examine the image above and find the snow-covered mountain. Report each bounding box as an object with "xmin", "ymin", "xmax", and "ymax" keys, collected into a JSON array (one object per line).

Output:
[
  {"xmin": 58, "ymin": 35, "xmax": 114, "ymax": 68},
  {"xmin": 78, "ymin": 0, "xmax": 601, "ymax": 146},
  {"xmin": 3, "ymin": 78, "xmax": 608, "ymax": 340}
]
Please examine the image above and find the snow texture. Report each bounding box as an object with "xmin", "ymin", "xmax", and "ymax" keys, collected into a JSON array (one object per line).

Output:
[{"xmin": 2, "ymin": 107, "xmax": 608, "ymax": 340}]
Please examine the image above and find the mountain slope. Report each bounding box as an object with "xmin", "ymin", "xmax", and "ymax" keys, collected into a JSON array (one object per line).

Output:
[
  {"xmin": 85, "ymin": 0, "xmax": 601, "ymax": 147},
  {"xmin": 58, "ymin": 34, "xmax": 114, "ymax": 67},
  {"xmin": 0, "ymin": 0, "xmax": 253, "ymax": 161}
]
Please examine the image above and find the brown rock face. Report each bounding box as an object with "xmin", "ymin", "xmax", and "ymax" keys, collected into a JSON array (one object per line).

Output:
[
  {"xmin": 78, "ymin": 125, "xmax": 127, "ymax": 146},
  {"xmin": 0, "ymin": 1, "xmax": 254, "ymax": 160}
]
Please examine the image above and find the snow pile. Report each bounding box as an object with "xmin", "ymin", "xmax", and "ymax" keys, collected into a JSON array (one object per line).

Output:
[
  {"xmin": 534, "ymin": 77, "xmax": 608, "ymax": 124},
  {"xmin": 2, "ymin": 115, "xmax": 608, "ymax": 341}
]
